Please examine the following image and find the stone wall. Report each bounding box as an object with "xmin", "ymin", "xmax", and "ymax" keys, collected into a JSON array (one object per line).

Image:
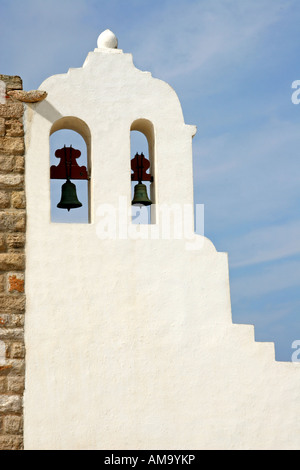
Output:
[{"xmin": 0, "ymin": 75, "xmax": 25, "ymax": 450}]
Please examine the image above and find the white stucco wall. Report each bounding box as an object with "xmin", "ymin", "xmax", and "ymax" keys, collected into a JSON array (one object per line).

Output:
[{"xmin": 24, "ymin": 33, "xmax": 300, "ymax": 450}]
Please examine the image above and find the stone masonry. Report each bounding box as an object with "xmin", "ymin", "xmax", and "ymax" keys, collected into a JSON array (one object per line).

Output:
[{"xmin": 0, "ymin": 75, "xmax": 25, "ymax": 450}]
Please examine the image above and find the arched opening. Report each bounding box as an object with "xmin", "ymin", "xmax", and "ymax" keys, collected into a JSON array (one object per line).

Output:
[
  {"xmin": 130, "ymin": 119, "xmax": 156, "ymax": 224},
  {"xmin": 50, "ymin": 117, "xmax": 91, "ymax": 223}
]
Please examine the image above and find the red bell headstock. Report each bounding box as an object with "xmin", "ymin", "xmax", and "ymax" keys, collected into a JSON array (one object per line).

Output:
[
  {"xmin": 50, "ymin": 145, "xmax": 89, "ymax": 180},
  {"xmin": 131, "ymin": 153, "xmax": 153, "ymax": 183}
]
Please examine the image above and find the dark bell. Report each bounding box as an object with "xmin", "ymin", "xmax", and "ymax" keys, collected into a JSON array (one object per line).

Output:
[
  {"xmin": 57, "ymin": 179, "xmax": 82, "ymax": 211},
  {"xmin": 132, "ymin": 183, "xmax": 152, "ymax": 206}
]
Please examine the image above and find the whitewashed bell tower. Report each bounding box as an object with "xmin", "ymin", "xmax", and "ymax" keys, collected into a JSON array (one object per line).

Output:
[{"xmin": 24, "ymin": 30, "xmax": 300, "ymax": 450}]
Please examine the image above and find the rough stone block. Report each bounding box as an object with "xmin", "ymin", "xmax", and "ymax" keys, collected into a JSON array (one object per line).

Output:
[
  {"xmin": 0, "ymin": 297, "xmax": 25, "ymax": 317},
  {"xmin": 0, "ymin": 155, "xmax": 15, "ymax": 172},
  {"xmin": 0, "ymin": 376, "xmax": 7, "ymax": 393},
  {"xmin": 11, "ymin": 191, "xmax": 25, "ymax": 209},
  {"xmin": 0, "ymin": 136, "xmax": 24, "ymax": 155},
  {"xmin": 0, "ymin": 173, "xmax": 24, "ymax": 189},
  {"xmin": 14, "ymin": 156, "xmax": 24, "ymax": 173},
  {"xmin": 0, "ymin": 118, "xmax": 5, "ymax": 137},
  {"xmin": 0, "ymin": 303, "xmax": 25, "ymax": 322},
  {"xmin": 5, "ymin": 119, "xmax": 24, "ymax": 137},
  {"xmin": 0, "ymin": 191, "xmax": 10, "ymax": 208},
  {"xmin": 0, "ymin": 395, "xmax": 22, "ymax": 413},
  {"xmin": 0, "ymin": 212, "xmax": 26, "ymax": 232},
  {"xmin": 7, "ymin": 376, "xmax": 24, "ymax": 394},
  {"xmin": 2, "ymin": 359, "xmax": 25, "ymax": 376},
  {"xmin": 0, "ymin": 253, "xmax": 25, "ymax": 271},
  {"xmin": 8, "ymin": 273, "xmax": 24, "ymax": 293},
  {"xmin": 0, "ymin": 365, "xmax": 12, "ymax": 376},
  {"xmin": 0, "ymin": 274, "xmax": 5, "ymax": 293},
  {"xmin": 6, "ymin": 233, "xmax": 25, "ymax": 250},
  {"xmin": 3, "ymin": 415, "xmax": 23, "ymax": 435},
  {"xmin": 0, "ymin": 294, "xmax": 25, "ymax": 316},
  {"xmin": 0, "ymin": 102, "xmax": 23, "ymax": 119},
  {"xmin": 8, "ymin": 343, "xmax": 25, "ymax": 359},
  {"xmin": 0, "ymin": 234, "xmax": 5, "ymax": 252},
  {"xmin": 0, "ymin": 315, "xmax": 24, "ymax": 329},
  {"xmin": 0, "ymin": 328, "xmax": 24, "ymax": 342},
  {"xmin": 0, "ymin": 75, "xmax": 23, "ymax": 91},
  {"xmin": 0, "ymin": 436, "xmax": 23, "ymax": 450}
]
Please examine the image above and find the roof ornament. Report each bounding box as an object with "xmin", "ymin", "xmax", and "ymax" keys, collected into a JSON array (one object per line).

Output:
[{"xmin": 97, "ymin": 29, "xmax": 118, "ymax": 49}]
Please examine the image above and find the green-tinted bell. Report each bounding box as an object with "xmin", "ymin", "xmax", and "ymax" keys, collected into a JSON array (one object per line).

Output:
[
  {"xmin": 132, "ymin": 183, "xmax": 152, "ymax": 206},
  {"xmin": 57, "ymin": 179, "xmax": 82, "ymax": 211}
]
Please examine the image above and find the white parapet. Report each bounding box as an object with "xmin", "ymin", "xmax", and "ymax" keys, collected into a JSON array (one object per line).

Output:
[{"xmin": 23, "ymin": 31, "xmax": 300, "ymax": 450}]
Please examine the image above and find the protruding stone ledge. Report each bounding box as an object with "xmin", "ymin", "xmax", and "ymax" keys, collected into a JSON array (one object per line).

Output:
[{"xmin": 7, "ymin": 90, "xmax": 47, "ymax": 103}]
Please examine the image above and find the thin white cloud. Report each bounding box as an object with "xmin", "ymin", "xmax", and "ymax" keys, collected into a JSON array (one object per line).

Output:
[
  {"xmin": 235, "ymin": 298, "xmax": 300, "ymax": 330},
  {"xmin": 229, "ymin": 220, "xmax": 300, "ymax": 268},
  {"xmin": 130, "ymin": 0, "xmax": 295, "ymax": 82},
  {"xmin": 0, "ymin": 0, "xmax": 297, "ymax": 90},
  {"xmin": 194, "ymin": 117, "xmax": 300, "ymax": 227},
  {"xmin": 231, "ymin": 258, "xmax": 300, "ymax": 300},
  {"xmin": 0, "ymin": 0, "xmax": 97, "ymax": 88}
]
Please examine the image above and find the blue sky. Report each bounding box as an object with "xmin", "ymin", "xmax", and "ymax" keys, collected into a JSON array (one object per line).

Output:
[{"xmin": 1, "ymin": 0, "xmax": 300, "ymax": 361}]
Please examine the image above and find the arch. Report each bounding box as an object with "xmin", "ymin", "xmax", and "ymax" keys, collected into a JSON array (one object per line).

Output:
[
  {"xmin": 50, "ymin": 116, "xmax": 91, "ymax": 163},
  {"xmin": 130, "ymin": 119, "xmax": 155, "ymax": 177},
  {"xmin": 130, "ymin": 119, "xmax": 156, "ymax": 223},
  {"xmin": 131, "ymin": 118, "xmax": 154, "ymax": 142},
  {"xmin": 50, "ymin": 117, "xmax": 91, "ymax": 223}
]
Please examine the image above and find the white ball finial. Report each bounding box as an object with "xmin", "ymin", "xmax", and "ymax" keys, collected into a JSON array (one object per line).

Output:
[{"xmin": 97, "ymin": 29, "xmax": 118, "ymax": 49}]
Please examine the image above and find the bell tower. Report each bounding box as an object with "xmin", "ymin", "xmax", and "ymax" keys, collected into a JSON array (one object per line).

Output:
[{"xmin": 23, "ymin": 30, "xmax": 300, "ymax": 450}]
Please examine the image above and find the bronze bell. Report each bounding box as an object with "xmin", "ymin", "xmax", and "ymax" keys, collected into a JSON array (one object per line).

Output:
[
  {"xmin": 132, "ymin": 183, "xmax": 152, "ymax": 206},
  {"xmin": 57, "ymin": 179, "xmax": 82, "ymax": 211}
]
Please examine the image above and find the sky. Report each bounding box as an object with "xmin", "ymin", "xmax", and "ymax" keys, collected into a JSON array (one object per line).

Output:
[{"xmin": 1, "ymin": 0, "xmax": 300, "ymax": 361}]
